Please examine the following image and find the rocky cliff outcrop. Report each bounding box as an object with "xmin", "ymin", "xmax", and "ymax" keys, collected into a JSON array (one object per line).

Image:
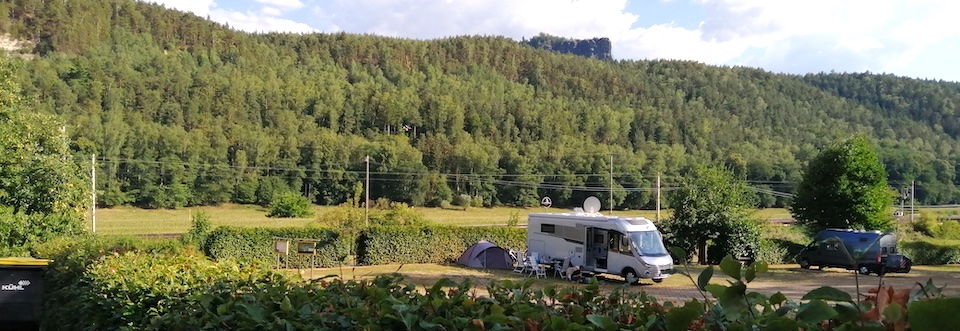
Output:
[{"xmin": 522, "ymin": 33, "xmax": 612, "ymax": 60}]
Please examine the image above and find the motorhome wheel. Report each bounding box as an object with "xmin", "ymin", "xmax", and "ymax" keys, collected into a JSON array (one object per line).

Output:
[{"xmin": 622, "ymin": 268, "xmax": 639, "ymax": 285}]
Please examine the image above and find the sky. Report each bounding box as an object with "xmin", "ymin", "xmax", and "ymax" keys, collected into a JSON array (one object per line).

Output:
[{"xmin": 148, "ymin": 0, "xmax": 960, "ymax": 82}]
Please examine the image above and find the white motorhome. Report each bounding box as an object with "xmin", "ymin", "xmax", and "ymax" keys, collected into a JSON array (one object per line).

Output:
[{"xmin": 527, "ymin": 197, "xmax": 673, "ymax": 283}]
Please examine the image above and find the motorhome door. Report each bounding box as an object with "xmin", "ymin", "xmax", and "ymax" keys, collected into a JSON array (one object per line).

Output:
[{"xmin": 585, "ymin": 228, "xmax": 609, "ymax": 271}]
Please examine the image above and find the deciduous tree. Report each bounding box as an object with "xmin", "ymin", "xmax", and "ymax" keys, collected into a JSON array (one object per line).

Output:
[
  {"xmin": 660, "ymin": 164, "xmax": 760, "ymax": 264},
  {"xmin": 0, "ymin": 57, "xmax": 88, "ymax": 253},
  {"xmin": 790, "ymin": 135, "xmax": 895, "ymax": 234}
]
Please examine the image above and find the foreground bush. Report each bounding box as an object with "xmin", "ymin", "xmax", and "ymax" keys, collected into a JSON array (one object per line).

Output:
[
  {"xmin": 33, "ymin": 236, "xmax": 282, "ymax": 330},
  {"xmin": 33, "ymin": 236, "xmax": 212, "ymax": 329},
  {"xmin": 34, "ymin": 238, "xmax": 960, "ymax": 330}
]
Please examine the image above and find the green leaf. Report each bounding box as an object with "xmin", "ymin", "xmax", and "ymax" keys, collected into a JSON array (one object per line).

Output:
[
  {"xmin": 704, "ymin": 284, "xmax": 726, "ymax": 298},
  {"xmin": 909, "ymin": 298, "xmax": 960, "ymax": 331},
  {"xmin": 911, "ymin": 278, "xmax": 945, "ymax": 303},
  {"xmin": 833, "ymin": 301, "xmax": 862, "ymax": 322},
  {"xmin": 882, "ymin": 302, "xmax": 903, "ymax": 323},
  {"xmin": 769, "ymin": 292, "xmax": 787, "ymax": 306},
  {"xmin": 719, "ymin": 255, "xmax": 741, "ymax": 281},
  {"xmin": 402, "ymin": 313, "xmax": 418, "ymax": 329},
  {"xmin": 280, "ymin": 295, "xmax": 294, "ymax": 313},
  {"xmin": 669, "ymin": 247, "xmax": 688, "ymax": 264},
  {"xmin": 764, "ymin": 316, "xmax": 799, "ymax": 330},
  {"xmin": 801, "ymin": 286, "xmax": 852, "ymax": 302},
  {"xmin": 241, "ymin": 303, "xmax": 267, "ymax": 323},
  {"xmin": 746, "ymin": 292, "xmax": 768, "ymax": 305},
  {"xmin": 796, "ymin": 300, "xmax": 838, "ymax": 324},
  {"xmin": 744, "ymin": 265, "xmax": 756, "ymax": 283},
  {"xmin": 697, "ymin": 266, "xmax": 714, "ymax": 290},
  {"xmin": 419, "ymin": 320, "xmax": 440, "ymax": 329},
  {"xmin": 718, "ymin": 283, "xmax": 748, "ymax": 321},
  {"xmin": 586, "ymin": 314, "xmax": 617, "ymax": 331},
  {"xmin": 665, "ymin": 306, "xmax": 702, "ymax": 331}
]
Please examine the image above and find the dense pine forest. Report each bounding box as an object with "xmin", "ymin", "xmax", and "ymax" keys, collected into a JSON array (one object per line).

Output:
[{"xmin": 1, "ymin": 0, "xmax": 959, "ymax": 210}]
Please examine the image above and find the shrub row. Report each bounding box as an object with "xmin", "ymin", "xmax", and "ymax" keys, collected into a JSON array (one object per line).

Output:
[
  {"xmin": 357, "ymin": 225, "xmax": 526, "ymax": 265},
  {"xmin": 202, "ymin": 226, "xmax": 354, "ymax": 268},
  {"xmin": 201, "ymin": 225, "xmax": 525, "ymax": 267},
  {"xmin": 901, "ymin": 239, "xmax": 960, "ymax": 265}
]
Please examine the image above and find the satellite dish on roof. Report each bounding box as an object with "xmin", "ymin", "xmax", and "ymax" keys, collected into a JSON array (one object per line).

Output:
[{"xmin": 583, "ymin": 196, "xmax": 601, "ymax": 213}]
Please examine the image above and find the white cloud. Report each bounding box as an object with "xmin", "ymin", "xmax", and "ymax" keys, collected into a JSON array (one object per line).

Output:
[
  {"xmin": 255, "ymin": 0, "xmax": 305, "ymax": 10},
  {"xmin": 262, "ymin": 6, "xmax": 283, "ymax": 17},
  {"xmin": 210, "ymin": 9, "xmax": 318, "ymax": 34},
  {"xmin": 144, "ymin": 0, "xmax": 317, "ymax": 34},
  {"xmin": 310, "ymin": 0, "xmax": 637, "ymax": 39},
  {"xmin": 614, "ymin": 24, "xmax": 748, "ymax": 64},
  {"xmin": 146, "ymin": 0, "xmax": 215, "ymax": 17}
]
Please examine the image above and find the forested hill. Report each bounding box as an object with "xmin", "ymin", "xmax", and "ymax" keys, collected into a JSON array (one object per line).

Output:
[{"xmin": 2, "ymin": 0, "xmax": 960, "ymax": 210}]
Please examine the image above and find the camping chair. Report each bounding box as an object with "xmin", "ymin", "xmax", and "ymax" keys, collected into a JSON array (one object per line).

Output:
[
  {"xmin": 526, "ymin": 252, "xmax": 541, "ymax": 277},
  {"xmin": 512, "ymin": 251, "xmax": 528, "ymax": 273},
  {"xmin": 554, "ymin": 257, "xmax": 570, "ymax": 278},
  {"xmin": 533, "ymin": 263, "xmax": 547, "ymax": 279}
]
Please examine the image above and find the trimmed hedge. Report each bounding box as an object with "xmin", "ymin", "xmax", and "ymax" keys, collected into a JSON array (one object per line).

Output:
[
  {"xmin": 203, "ymin": 226, "xmax": 353, "ymax": 268},
  {"xmin": 358, "ymin": 225, "xmax": 525, "ymax": 265},
  {"xmin": 32, "ymin": 235, "xmax": 280, "ymax": 330},
  {"xmin": 901, "ymin": 239, "xmax": 960, "ymax": 265},
  {"xmin": 31, "ymin": 235, "xmax": 199, "ymax": 329}
]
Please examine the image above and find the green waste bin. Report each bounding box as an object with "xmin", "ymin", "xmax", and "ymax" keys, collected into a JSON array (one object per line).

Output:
[{"xmin": 0, "ymin": 258, "xmax": 51, "ymax": 331}]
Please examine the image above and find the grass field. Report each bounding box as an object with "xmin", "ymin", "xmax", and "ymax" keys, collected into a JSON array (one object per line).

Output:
[{"xmin": 90, "ymin": 203, "xmax": 955, "ymax": 236}]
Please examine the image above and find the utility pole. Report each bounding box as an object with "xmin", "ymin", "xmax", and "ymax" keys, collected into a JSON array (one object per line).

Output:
[
  {"xmin": 911, "ymin": 180, "xmax": 915, "ymax": 223},
  {"xmin": 656, "ymin": 174, "xmax": 661, "ymax": 222},
  {"xmin": 91, "ymin": 154, "xmax": 96, "ymax": 233},
  {"xmin": 365, "ymin": 155, "xmax": 370, "ymax": 227},
  {"xmin": 900, "ymin": 187, "xmax": 907, "ymax": 234},
  {"xmin": 609, "ymin": 154, "xmax": 613, "ymax": 214}
]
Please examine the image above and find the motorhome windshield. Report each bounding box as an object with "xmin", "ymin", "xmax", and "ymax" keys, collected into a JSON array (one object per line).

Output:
[{"xmin": 629, "ymin": 231, "xmax": 668, "ymax": 256}]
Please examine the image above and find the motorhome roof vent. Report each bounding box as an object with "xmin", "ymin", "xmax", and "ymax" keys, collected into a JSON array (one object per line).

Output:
[{"xmin": 626, "ymin": 218, "xmax": 651, "ymax": 226}]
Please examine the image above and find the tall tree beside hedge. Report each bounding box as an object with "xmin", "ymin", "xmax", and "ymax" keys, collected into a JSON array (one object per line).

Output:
[
  {"xmin": 0, "ymin": 57, "xmax": 88, "ymax": 253},
  {"xmin": 790, "ymin": 135, "xmax": 894, "ymax": 234},
  {"xmin": 660, "ymin": 164, "xmax": 760, "ymax": 264}
]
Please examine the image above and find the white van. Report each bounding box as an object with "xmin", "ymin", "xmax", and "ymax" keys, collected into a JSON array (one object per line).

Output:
[{"xmin": 526, "ymin": 197, "xmax": 673, "ymax": 284}]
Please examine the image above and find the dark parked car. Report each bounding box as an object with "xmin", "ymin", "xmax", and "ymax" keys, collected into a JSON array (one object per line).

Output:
[{"xmin": 797, "ymin": 228, "xmax": 912, "ymax": 276}]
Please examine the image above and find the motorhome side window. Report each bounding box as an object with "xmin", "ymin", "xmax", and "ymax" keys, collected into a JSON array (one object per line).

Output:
[
  {"xmin": 608, "ymin": 231, "xmax": 630, "ymax": 254},
  {"xmin": 541, "ymin": 224, "xmax": 555, "ymax": 234}
]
